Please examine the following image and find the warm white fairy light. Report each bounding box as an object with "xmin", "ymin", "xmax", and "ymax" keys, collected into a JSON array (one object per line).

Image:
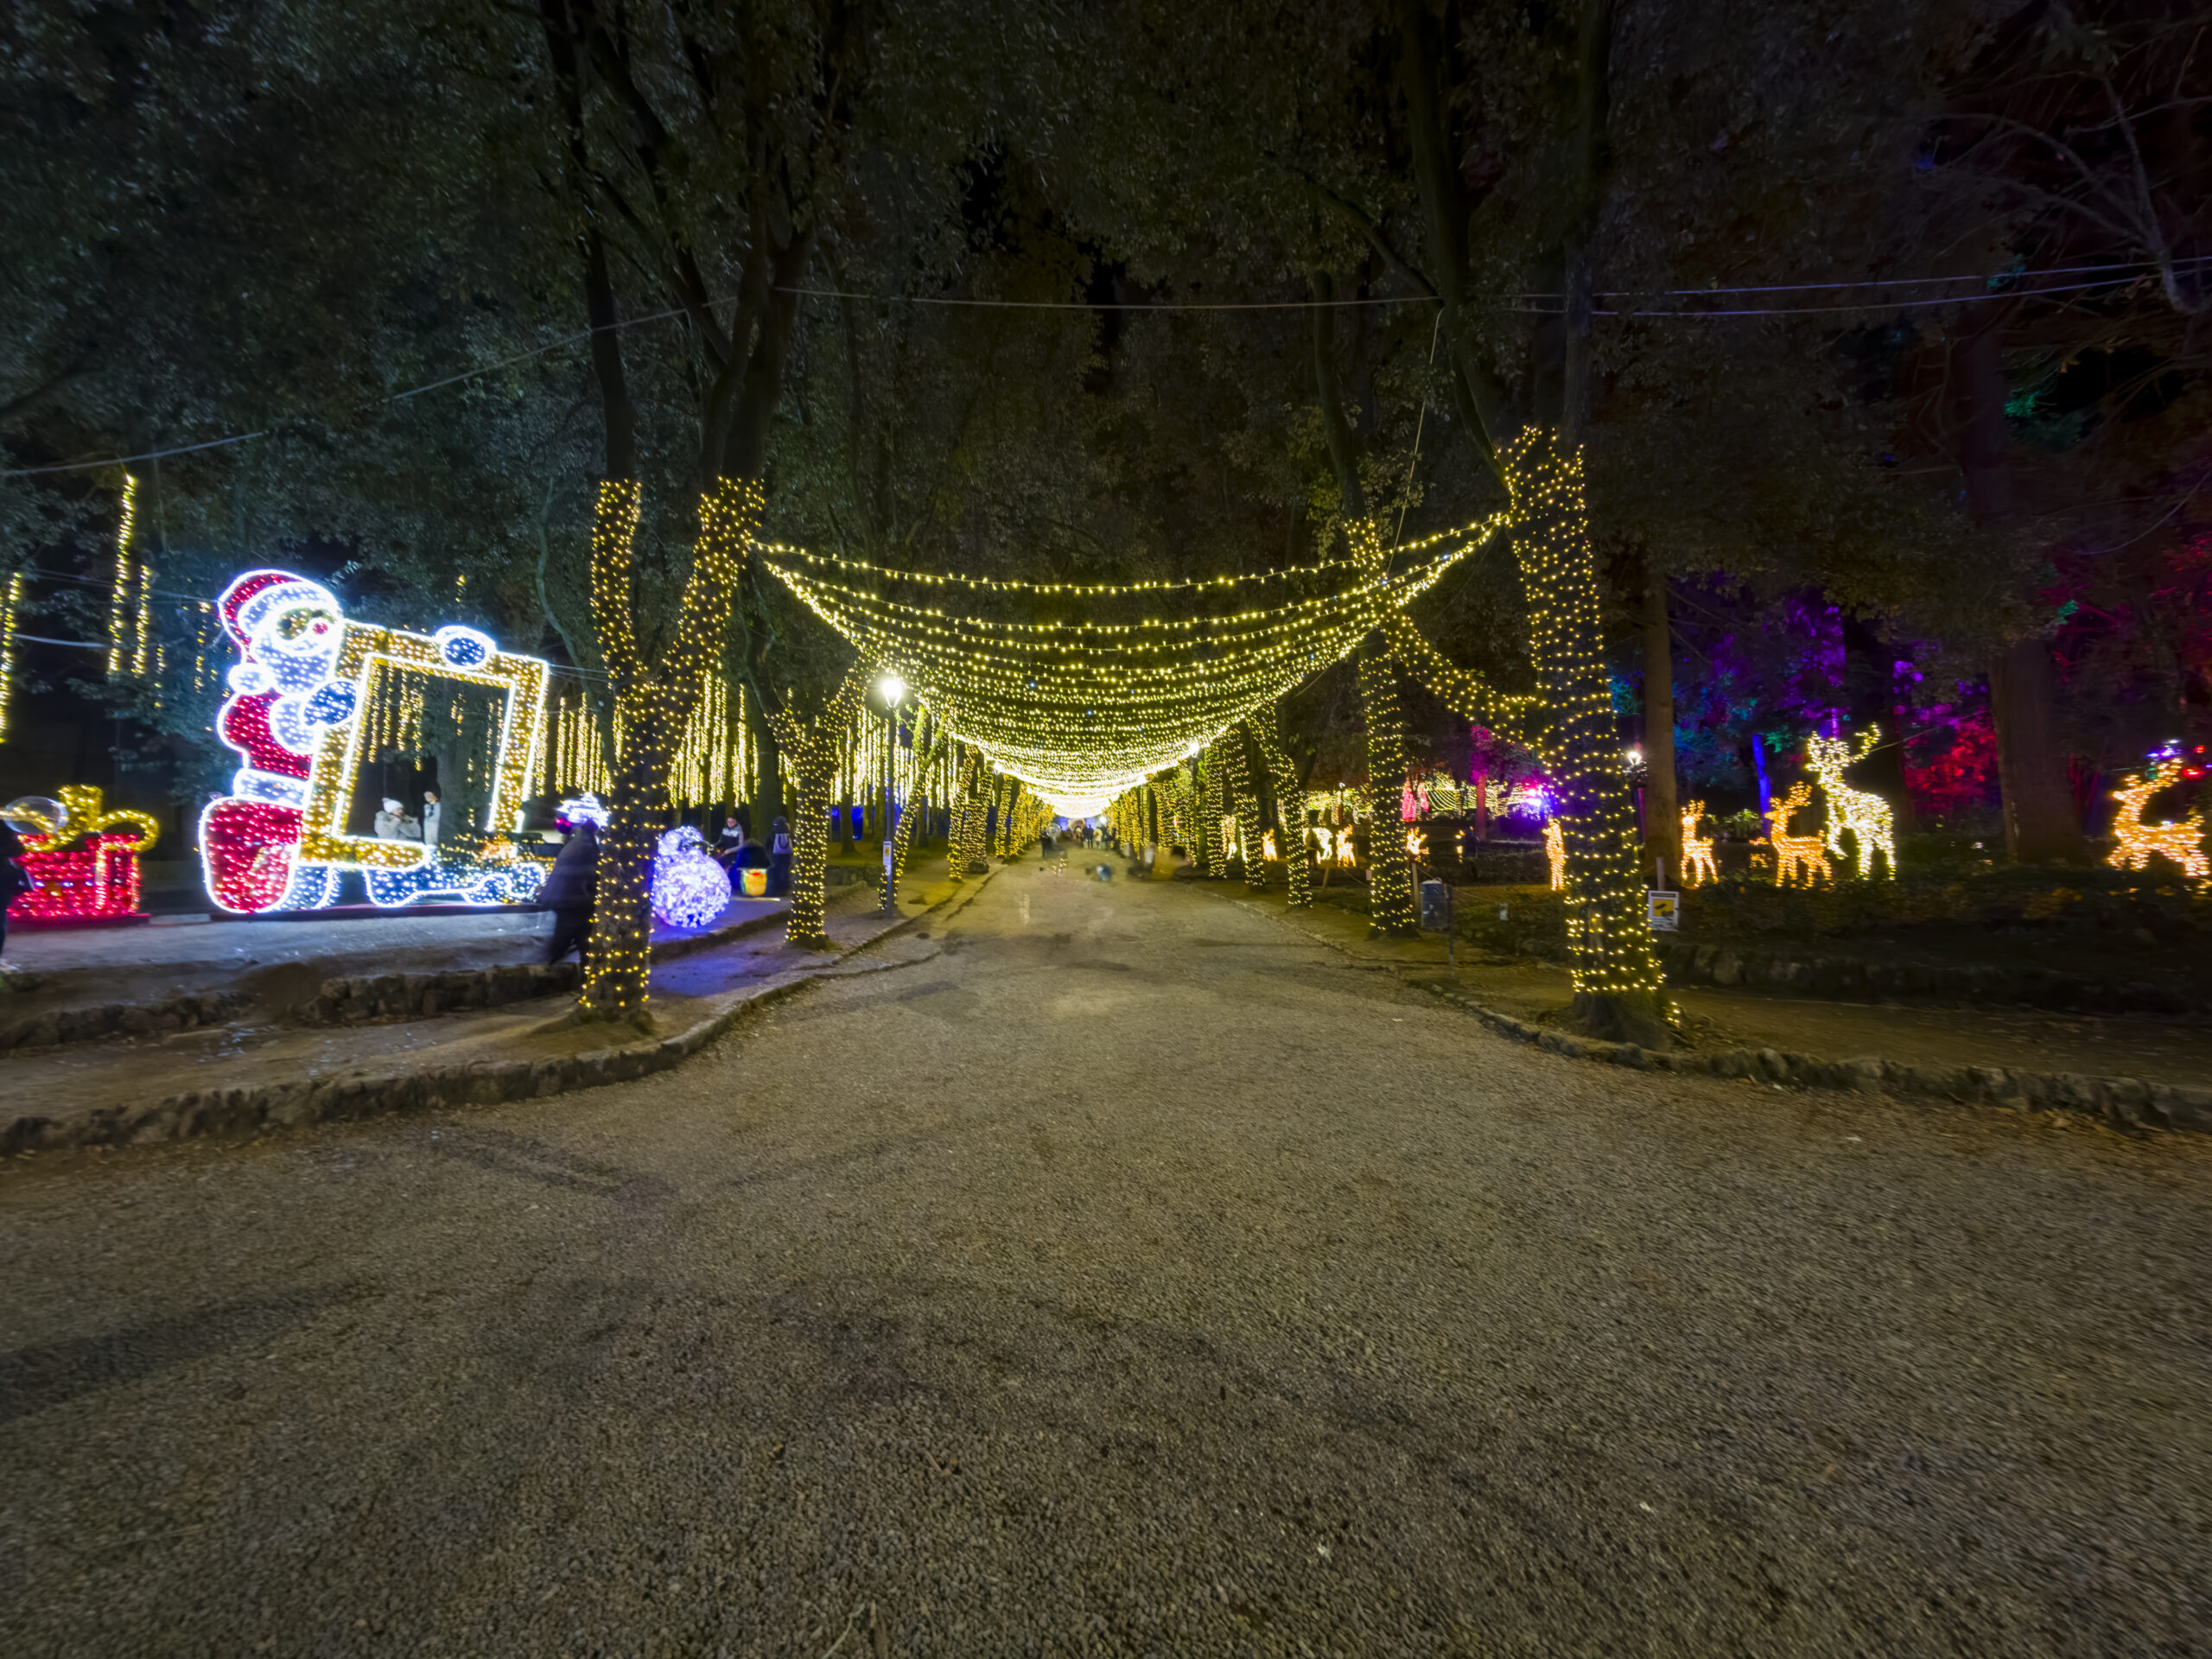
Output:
[
  {"xmin": 758, "ymin": 514, "xmax": 1508, "ymax": 801},
  {"xmin": 0, "ymin": 569, "xmax": 22, "ymax": 742},
  {"xmin": 106, "ymin": 475, "xmax": 138, "ymax": 678}
]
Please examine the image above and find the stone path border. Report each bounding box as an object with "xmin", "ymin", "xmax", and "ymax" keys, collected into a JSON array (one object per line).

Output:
[
  {"xmin": 1655, "ymin": 937, "xmax": 2197, "ymax": 1015},
  {"xmin": 0, "ymin": 900, "xmax": 792, "ymax": 1053},
  {"xmin": 3, "ymin": 874, "xmax": 993, "ymax": 1160},
  {"xmin": 1234, "ymin": 896, "xmax": 2212, "ymax": 1137},
  {"xmin": 0, "ymin": 988, "xmax": 253, "ymax": 1054},
  {"xmin": 293, "ymin": 904, "xmax": 791, "ymax": 1027}
]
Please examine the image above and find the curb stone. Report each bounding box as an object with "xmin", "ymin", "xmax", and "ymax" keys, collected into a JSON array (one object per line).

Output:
[
  {"xmin": 296, "ymin": 905, "xmax": 790, "ymax": 1027},
  {"xmin": 1416, "ymin": 983, "xmax": 2212, "ymax": 1135},
  {"xmin": 0, "ymin": 988, "xmax": 251, "ymax": 1053},
  {"xmin": 0, "ymin": 904, "xmax": 793, "ymax": 1055},
  {"xmin": 1656, "ymin": 938, "xmax": 2197, "ymax": 1015},
  {"xmin": 1227, "ymin": 894, "xmax": 2212, "ymax": 1137},
  {"xmin": 1, "ymin": 871, "xmax": 991, "ymax": 1160}
]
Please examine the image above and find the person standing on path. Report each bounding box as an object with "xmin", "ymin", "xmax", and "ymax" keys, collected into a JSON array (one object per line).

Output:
[
  {"xmin": 539, "ymin": 817, "xmax": 600, "ymax": 966},
  {"xmin": 421, "ymin": 788, "xmax": 441, "ymax": 850},
  {"xmin": 0, "ymin": 817, "xmax": 29, "ymax": 970},
  {"xmin": 766, "ymin": 817, "xmax": 793, "ymax": 897}
]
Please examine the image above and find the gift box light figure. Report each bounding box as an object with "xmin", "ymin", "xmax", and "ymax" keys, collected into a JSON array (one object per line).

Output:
[{"xmin": 3, "ymin": 787, "xmax": 161, "ymax": 924}]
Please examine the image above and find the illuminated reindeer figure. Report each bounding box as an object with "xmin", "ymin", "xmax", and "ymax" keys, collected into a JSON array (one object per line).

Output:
[
  {"xmin": 2107, "ymin": 758, "xmax": 2208, "ymax": 885},
  {"xmin": 1765, "ymin": 781, "xmax": 1833, "ymax": 887},
  {"xmin": 1679, "ymin": 800, "xmax": 1719, "ymax": 887},
  {"xmin": 1805, "ymin": 727, "xmax": 1897, "ymax": 879}
]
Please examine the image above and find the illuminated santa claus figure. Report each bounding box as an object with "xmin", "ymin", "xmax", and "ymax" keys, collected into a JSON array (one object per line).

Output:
[{"xmin": 199, "ymin": 569, "xmax": 357, "ymax": 912}]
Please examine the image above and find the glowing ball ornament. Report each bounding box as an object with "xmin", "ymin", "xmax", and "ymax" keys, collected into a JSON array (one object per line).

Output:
[{"xmin": 650, "ymin": 824, "xmax": 732, "ymax": 929}]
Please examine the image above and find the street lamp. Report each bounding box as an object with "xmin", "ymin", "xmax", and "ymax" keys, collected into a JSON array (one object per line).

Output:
[{"xmin": 875, "ymin": 671, "xmax": 906, "ymax": 706}]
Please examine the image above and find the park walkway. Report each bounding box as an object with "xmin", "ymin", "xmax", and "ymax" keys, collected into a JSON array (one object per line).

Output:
[{"xmin": 2, "ymin": 868, "xmax": 2206, "ymax": 1656}]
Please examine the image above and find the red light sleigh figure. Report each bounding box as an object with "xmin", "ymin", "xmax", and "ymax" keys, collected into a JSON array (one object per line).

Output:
[{"xmin": 3, "ymin": 786, "xmax": 162, "ymax": 925}]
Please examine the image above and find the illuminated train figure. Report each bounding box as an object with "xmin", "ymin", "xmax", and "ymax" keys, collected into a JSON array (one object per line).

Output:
[{"xmin": 197, "ymin": 569, "xmax": 551, "ymax": 912}]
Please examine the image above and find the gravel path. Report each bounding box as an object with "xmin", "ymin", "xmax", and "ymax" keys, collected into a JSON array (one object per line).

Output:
[{"xmin": 3, "ymin": 870, "xmax": 2208, "ymax": 1657}]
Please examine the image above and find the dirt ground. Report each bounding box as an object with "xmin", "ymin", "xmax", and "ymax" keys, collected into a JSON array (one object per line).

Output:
[{"xmin": 4, "ymin": 867, "xmax": 2205, "ymax": 1656}]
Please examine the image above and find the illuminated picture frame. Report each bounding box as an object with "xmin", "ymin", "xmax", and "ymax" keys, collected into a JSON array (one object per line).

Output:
[{"xmin": 296, "ymin": 622, "xmax": 549, "ymax": 872}]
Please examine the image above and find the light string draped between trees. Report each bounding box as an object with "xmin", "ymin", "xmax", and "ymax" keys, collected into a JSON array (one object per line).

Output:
[
  {"xmin": 756, "ymin": 507, "xmax": 1510, "ymax": 812},
  {"xmin": 753, "ymin": 429, "xmax": 1665, "ymax": 1028}
]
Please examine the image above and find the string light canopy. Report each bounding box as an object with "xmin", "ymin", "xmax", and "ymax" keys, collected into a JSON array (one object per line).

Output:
[{"xmin": 759, "ymin": 512, "xmax": 1508, "ymax": 810}]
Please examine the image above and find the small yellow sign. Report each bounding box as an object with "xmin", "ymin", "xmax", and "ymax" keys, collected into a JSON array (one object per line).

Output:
[{"xmin": 1646, "ymin": 890, "xmax": 1681, "ymax": 931}]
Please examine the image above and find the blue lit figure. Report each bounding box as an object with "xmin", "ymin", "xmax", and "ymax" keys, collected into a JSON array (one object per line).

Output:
[{"xmin": 1751, "ymin": 734, "xmax": 1771, "ymax": 819}]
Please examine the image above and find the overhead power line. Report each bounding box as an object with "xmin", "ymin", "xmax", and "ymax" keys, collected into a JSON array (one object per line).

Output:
[{"xmin": 6, "ymin": 256, "xmax": 2195, "ymax": 480}]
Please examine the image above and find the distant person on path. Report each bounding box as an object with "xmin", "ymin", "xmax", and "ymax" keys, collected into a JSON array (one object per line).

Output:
[
  {"xmin": 766, "ymin": 817, "xmax": 793, "ymax": 897},
  {"xmin": 421, "ymin": 788, "xmax": 441, "ymax": 849},
  {"xmin": 539, "ymin": 817, "xmax": 600, "ymax": 966},
  {"xmin": 1039, "ymin": 828, "xmax": 1054, "ymax": 860}
]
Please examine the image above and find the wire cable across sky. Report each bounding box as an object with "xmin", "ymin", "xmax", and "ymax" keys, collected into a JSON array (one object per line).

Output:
[{"xmin": 7, "ymin": 255, "xmax": 2198, "ymax": 479}]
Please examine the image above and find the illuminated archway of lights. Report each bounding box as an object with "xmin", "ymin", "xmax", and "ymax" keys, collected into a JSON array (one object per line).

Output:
[{"xmin": 758, "ymin": 512, "xmax": 1509, "ymax": 802}]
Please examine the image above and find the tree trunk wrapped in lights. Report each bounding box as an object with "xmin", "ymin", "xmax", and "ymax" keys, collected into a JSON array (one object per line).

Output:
[
  {"xmin": 946, "ymin": 747, "xmax": 986, "ymax": 880},
  {"xmin": 1202, "ymin": 741, "xmax": 1230, "ymax": 878},
  {"xmin": 582, "ymin": 477, "xmax": 761, "ymax": 1022},
  {"xmin": 1246, "ymin": 709, "xmax": 1312, "ymax": 909},
  {"xmin": 1505, "ymin": 430, "xmax": 1667, "ymax": 1043},
  {"xmin": 766, "ymin": 658, "xmax": 869, "ymax": 950},
  {"xmin": 1226, "ymin": 728, "xmax": 1264, "ymax": 890},
  {"xmin": 1358, "ymin": 647, "xmax": 1418, "ymax": 936},
  {"xmin": 1173, "ymin": 765, "xmax": 1201, "ymax": 869},
  {"xmin": 881, "ymin": 723, "xmax": 947, "ymax": 911},
  {"xmin": 1641, "ymin": 566, "xmax": 1681, "ymax": 889}
]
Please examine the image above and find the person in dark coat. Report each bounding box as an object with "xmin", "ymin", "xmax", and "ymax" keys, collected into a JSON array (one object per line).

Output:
[
  {"xmin": 766, "ymin": 816, "xmax": 793, "ymax": 897},
  {"xmin": 0, "ymin": 819, "xmax": 30, "ymax": 968},
  {"xmin": 539, "ymin": 817, "xmax": 600, "ymax": 966}
]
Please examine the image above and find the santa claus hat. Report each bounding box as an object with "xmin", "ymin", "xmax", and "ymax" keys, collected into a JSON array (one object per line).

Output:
[{"xmin": 218, "ymin": 569, "xmax": 340, "ymax": 645}]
